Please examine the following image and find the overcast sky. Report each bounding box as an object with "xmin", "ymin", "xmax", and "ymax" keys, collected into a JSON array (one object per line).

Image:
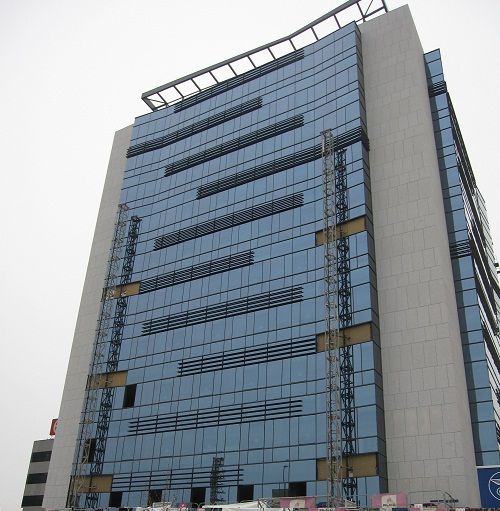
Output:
[{"xmin": 0, "ymin": 1, "xmax": 499, "ymax": 510}]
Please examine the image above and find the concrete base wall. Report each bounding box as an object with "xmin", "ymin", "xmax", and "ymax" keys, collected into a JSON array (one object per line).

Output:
[{"xmin": 43, "ymin": 125, "xmax": 131, "ymax": 510}]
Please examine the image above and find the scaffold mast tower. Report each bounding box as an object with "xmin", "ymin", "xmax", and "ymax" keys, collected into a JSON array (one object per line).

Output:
[
  {"xmin": 209, "ymin": 456, "xmax": 225, "ymax": 504},
  {"xmin": 85, "ymin": 214, "xmax": 141, "ymax": 508},
  {"xmin": 322, "ymin": 130, "xmax": 358, "ymax": 506},
  {"xmin": 68, "ymin": 204, "xmax": 130, "ymax": 509},
  {"xmin": 335, "ymin": 147, "xmax": 357, "ymax": 502},
  {"xmin": 321, "ymin": 130, "xmax": 343, "ymax": 507}
]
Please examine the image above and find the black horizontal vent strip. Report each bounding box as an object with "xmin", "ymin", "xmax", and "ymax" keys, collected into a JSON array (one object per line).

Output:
[
  {"xmin": 112, "ymin": 467, "xmax": 242, "ymax": 491},
  {"xmin": 154, "ymin": 192, "xmax": 303, "ymax": 250},
  {"xmin": 131, "ymin": 400, "xmax": 300, "ymax": 429},
  {"xmin": 429, "ymin": 80, "xmax": 447, "ymax": 98},
  {"xmin": 142, "ymin": 286, "xmax": 303, "ymax": 335},
  {"xmin": 164, "ymin": 115, "xmax": 304, "ymax": 177},
  {"xmin": 178, "ymin": 337, "xmax": 316, "ymax": 376},
  {"xmin": 450, "ymin": 239, "xmax": 471, "ymax": 260},
  {"xmin": 112, "ymin": 470, "xmax": 241, "ymax": 484},
  {"xmin": 195, "ymin": 126, "xmax": 369, "ymax": 198},
  {"xmin": 126, "ymin": 97, "xmax": 262, "ymax": 158},
  {"xmin": 139, "ymin": 251, "xmax": 254, "ymax": 294},
  {"xmin": 198, "ymin": 144, "xmax": 322, "ymax": 199},
  {"xmin": 174, "ymin": 49, "xmax": 304, "ymax": 112},
  {"xmin": 335, "ymin": 125, "xmax": 369, "ymax": 151},
  {"xmin": 128, "ymin": 398, "xmax": 302, "ymax": 435}
]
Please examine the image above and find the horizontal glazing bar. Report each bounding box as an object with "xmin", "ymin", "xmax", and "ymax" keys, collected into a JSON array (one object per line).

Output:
[
  {"xmin": 178, "ymin": 337, "xmax": 316, "ymax": 375},
  {"xmin": 164, "ymin": 115, "xmax": 304, "ymax": 177},
  {"xmin": 142, "ymin": 286, "xmax": 303, "ymax": 335},
  {"xmin": 139, "ymin": 251, "xmax": 254, "ymax": 293},
  {"xmin": 127, "ymin": 97, "xmax": 262, "ymax": 158},
  {"xmin": 154, "ymin": 193, "xmax": 304, "ymax": 250},
  {"xmin": 128, "ymin": 398, "xmax": 303, "ymax": 435}
]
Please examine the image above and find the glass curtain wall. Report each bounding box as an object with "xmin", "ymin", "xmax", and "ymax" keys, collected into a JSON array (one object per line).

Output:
[
  {"xmin": 425, "ymin": 50, "xmax": 500, "ymax": 466},
  {"xmin": 78, "ymin": 22, "xmax": 387, "ymax": 508}
]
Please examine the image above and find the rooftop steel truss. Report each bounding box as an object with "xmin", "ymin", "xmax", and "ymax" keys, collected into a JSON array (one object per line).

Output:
[{"xmin": 142, "ymin": 0, "xmax": 388, "ymax": 111}]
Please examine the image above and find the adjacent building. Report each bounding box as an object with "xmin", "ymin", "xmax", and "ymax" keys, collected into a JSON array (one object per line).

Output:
[
  {"xmin": 43, "ymin": 2, "xmax": 500, "ymax": 509},
  {"xmin": 22, "ymin": 438, "xmax": 54, "ymax": 510}
]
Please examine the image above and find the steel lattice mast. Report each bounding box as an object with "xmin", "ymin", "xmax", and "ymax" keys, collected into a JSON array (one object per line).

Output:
[
  {"xmin": 85, "ymin": 214, "xmax": 141, "ymax": 508},
  {"xmin": 209, "ymin": 457, "xmax": 225, "ymax": 504},
  {"xmin": 335, "ymin": 148, "xmax": 357, "ymax": 502},
  {"xmin": 322, "ymin": 130, "xmax": 343, "ymax": 507},
  {"xmin": 68, "ymin": 204, "xmax": 129, "ymax": 509}
]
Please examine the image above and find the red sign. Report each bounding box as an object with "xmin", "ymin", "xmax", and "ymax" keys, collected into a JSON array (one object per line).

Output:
[{"xmin": 49, "ymin": 418, "xmax": 58, "ymax": 437}]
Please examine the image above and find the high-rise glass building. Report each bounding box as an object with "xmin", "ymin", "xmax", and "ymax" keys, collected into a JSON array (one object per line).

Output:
[{"xmin": 43, "ymin": 2, "xmax": 500, "ymax": 509}]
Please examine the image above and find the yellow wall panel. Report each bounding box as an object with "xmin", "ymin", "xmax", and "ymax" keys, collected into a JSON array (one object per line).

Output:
[
  {"xmin": 316, "ymin": 323, "xmax": 372, "ymax": 351},
  {"xmin": 87, "ymin": 371, "xmax": 128, "ymax": 389},
  {"xmin": 349, "ymin": 453, "xmax": 378, "ymax": 477},
  {"xmin": 78, "ymin": 475, "xmax": 113, "ymax": 493},
  {"xmin": 316, "ymin": 453, "xmax": 378, "ymax": 479},
  {"xmin": 113, "ymin": 281, "xmax": 141, "ymax": 298},
  {"xmin": 315, "ymin": 216, "xmax": 367, "ymax": 245}
]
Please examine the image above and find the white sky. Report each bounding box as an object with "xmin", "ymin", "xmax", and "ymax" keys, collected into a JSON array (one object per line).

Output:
[{"xmin": 0, "ymin": 1, "xmax": 499, "ymax": 509}]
